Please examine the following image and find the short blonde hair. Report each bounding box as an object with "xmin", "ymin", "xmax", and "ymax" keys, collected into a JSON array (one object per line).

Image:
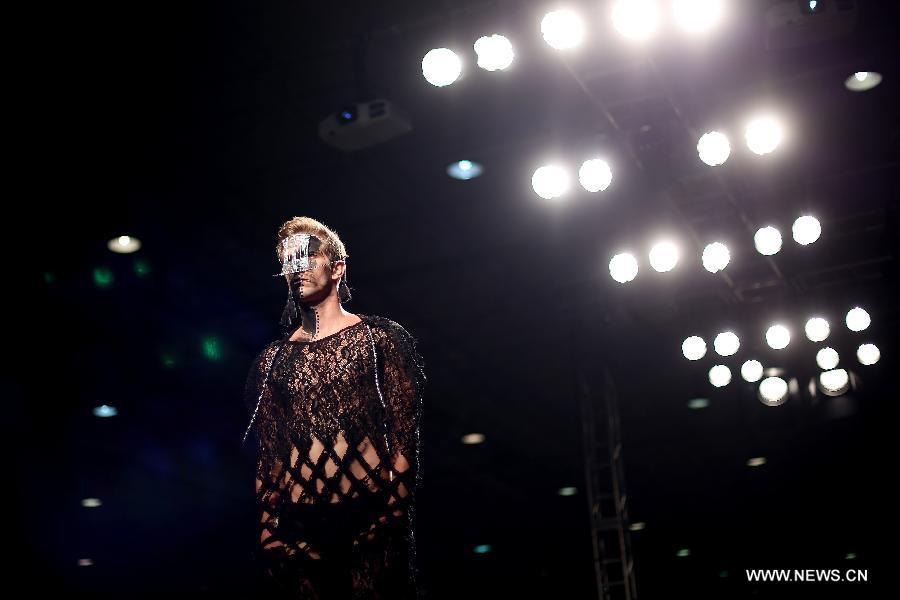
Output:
[{"xmin": 275, "ymin": 216, "xmax": 349, "ymax": 264}]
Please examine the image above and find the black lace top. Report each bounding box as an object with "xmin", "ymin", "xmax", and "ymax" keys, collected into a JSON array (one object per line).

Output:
[{"xmin": 243, "ymin": 314, "xmax": 424, "ymax": 598}]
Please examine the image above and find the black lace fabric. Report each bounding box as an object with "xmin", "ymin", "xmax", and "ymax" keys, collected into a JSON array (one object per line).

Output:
[{"xmin": 243, "ymin": 314, "xmax": 424, "ymax": 599}]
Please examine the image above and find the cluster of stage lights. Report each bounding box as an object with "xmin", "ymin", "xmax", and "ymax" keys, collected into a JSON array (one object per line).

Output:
[
  {"xmin": 531, "ymin": 158, "xmax": 613, "ymax": 200},
  {"xmin": 422, "ymin": 34, "xmax": 514, "ymax": 87},
  {"xmin": 697, "ymin": 114, "xmax": 784, "ymax": 165},
  {"xmin": 544, "ymin": 0, "xmax": 726, "ymax": 48},
  {"xmin": 681, "ymin": 307, "xmax": 879, "ymax": 404},
  {"xmin": 528, "ymin": 112, "xmax": 782, "ymax": 199},
  {"xmin": 607, "ymin": 216, "xmax": 820, "ymax": 283},
  {"xmin": 423, "ymin": 0, "xmax": 727, "ymax": 87},
  {"xmin": 429, "ymin": 4, "xmax": 879, "ymax": 180}
]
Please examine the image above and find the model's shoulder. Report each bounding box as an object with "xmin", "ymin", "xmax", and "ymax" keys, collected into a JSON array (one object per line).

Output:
[
  {"xmin": 252, "ymin": 339, "xmax": 282, "ymax": 362},
  {"xmin": 360, "ymin": 314, "xmax": 411, "ymax": 337}
]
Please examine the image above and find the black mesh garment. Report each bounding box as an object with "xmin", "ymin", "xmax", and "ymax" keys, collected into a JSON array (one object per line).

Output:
[{"xmin": 243, "ymin": 314, "xmax": 424, "ymax": 599}]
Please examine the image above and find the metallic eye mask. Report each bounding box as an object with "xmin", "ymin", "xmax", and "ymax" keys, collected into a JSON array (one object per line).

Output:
[{"xmin": 275, "ymin": 233, "xmax": 324, "ymax": 277}]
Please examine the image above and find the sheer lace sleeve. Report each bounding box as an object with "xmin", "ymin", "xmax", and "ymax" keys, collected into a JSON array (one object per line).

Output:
[
  {"xmin": 243, "ymin": 342, "xmax": 291, "ymax": 564},
  {"xmin": 355, "ymin": 319, "xmax": 425, "ymax": 595}
]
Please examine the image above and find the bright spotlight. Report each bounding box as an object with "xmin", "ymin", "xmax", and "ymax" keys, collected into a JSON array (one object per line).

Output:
[
  {"xmin": 819, "ymin": 368, "xmax": 850, "ymax": 396},
  {"xmin": 697, "ymin": 130, "xmax": 730, "ymax": 166},
  {"xmin": 649, "ymin": 240, "xmax": 679, "ymax": 272},
  {"xmin": 541, "ymin": 10, "xmax": 585, "ymax": 50},
  {"xmin": 447, "ymin": 160, "xmax": 483, "ymax": 180},
  {"xmin": 702, "ymin": 242, "xmax": 730, "ymax": 273},
  {"xmin": 93, "ymin": 404, "xmax": 118, "ymax": 418},
  {"xmin": 765, "ymin": 324, "xmax": 791, "ymax": 350},
  {"xmin": 792, "ymin": 215, "xmax": 821, "ymax": 245},
  {"xmin": 673, "ymin": 0, "xmax": 724, "ymax": 34},
  {"xmin": 845, "ymin": 307, "xmax": 870, "ymax": 332},
  {"xmin": 816, "ymin": 347, "xmax": 839, "ymax": 371},
  {"xmin": 609, "ymin": 252, "xmax": 639, "ymax": 283},
  {"xmin": 709, "ymin": 364, "xmax": 732, "ymax": 387},
  {"xmin": 108, "ymin": 235, "xmax": 142, "ymax": 254},
  {"xmin": 682, "ymin": 335, "xmax": 707, "ymax": 361},
  {"xmin": 578, "ymin": 159, "xmax": 613, "ymax": 192},
  {"xmin": 857, "ymin": 343, "xmax": 880, "ymax": 366},
  {"xmin": 745, "ymin": 115, "xmax": 783, "ymax": 155},
  {"xmin": 844, "ymin": 71, "xmax": 882, "ymax": 92},
  {"xmin": 531, "ymin": 165, "xmax": 569, "ymax": 200},
  {"xmin": 474, "ymin": 34, "xmax": 515, "ymax": 71},
  {"xmin": 741, "ymin": 359, "xmax": 764, "ymax": 383},
  {"xmin": 612, "ymin": 0, "xmax": 660, "ymax": 41},
  {"xmin": 714, "ymin": 331, "xmax": 740, "ymax": 356},
  {"xmin": 805, "ymin": 317, "xmax": 830, "ymax": 342},
  {"xmin": 758, "ymin": 376, "xmax": 788, "ymax": 406},
  {"xmin": 461, "ymin": 433, "xmax": 486, "ymax": 444},
  {"xmin": 422, "ymin": 48, "xmax": 462, "ymax": 87},
  {"xmin": 754, "ymin": 226, "xmax": 782, "ymax": 256}
]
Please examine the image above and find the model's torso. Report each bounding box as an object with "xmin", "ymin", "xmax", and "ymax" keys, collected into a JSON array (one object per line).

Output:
[{"xmin": 268, "ymin": 319, "xmax": 394, "ymax": 505}]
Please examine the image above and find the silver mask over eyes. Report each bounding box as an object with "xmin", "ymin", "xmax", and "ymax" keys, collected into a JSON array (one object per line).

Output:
[{"xmin": 275, "ymin": 233, "xmax": 323, "ymax": 277}]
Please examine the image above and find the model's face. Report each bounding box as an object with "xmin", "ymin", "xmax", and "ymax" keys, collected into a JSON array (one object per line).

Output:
[{"xmin": 280, "ymin": 234, "xmax": 344, "ymax": 302}]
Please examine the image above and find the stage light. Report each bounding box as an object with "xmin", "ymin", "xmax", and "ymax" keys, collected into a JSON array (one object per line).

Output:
[
  {"xmin": 805, "ymin": 317, "xmax": 830, "ymax": 342},
  {"xmin": 745, "ymin": 115, "xmax": 783, "ymax": 155},
  {"xmin": 447, "ymin": 160, "xmax": 483, "ymax": 180},
  {"xmin": 697, "ymin": 130, "xmax": 730, "ymax": 166},
  {"xmin": 92, "ymin": 267, "xmax": 114, "ymax": 289},
  {"xmin": 541, "ymin": 10, "xmax": 585, "ymax": 50},
  {"xmin": 816, "ymin": 347, "xmax": 839, "ymax": 370},
  {"xmin": 422, "ymin": 48, "xmax": 462, "ymax": 87},
  {"xmin": 688, "ymin": 397, "xmax": 710, "ymax": 409},
  {"xmin": 578, "ymin": 158, "xmax": 612, "ymax": 192},
  {"xmin": 741, "ymin": 359, "xmax": 764, "ymax": 383},
  {"xmin": 81, "ymin": 498, "xmax": 102, "ymax": 508},
  {"xmin": 845, "ymin": 306, "xmax": 870, "ymax": 332},
  {"xmin": 474, "ymin": 34, "xmax": 514, "ymax": 71},
  {"xmin": 93, "ymin": 404, "xmax": 118, "ymax": 418},
  {"xmin": 682, "ymin": 335, "xmax": 707, "ymax": 360},
  {"xmin": 557, "ymin": 486, "xmax": 578, "ymax": 496},
  {"xmin": 765, "ymin": 324, "xmax": 790, "ymax": 350},
  {"xmin": 673, "ymin": 0, "xmax": 724, "ymax": 34},
  {"xmin": 747, "ymin": 456, "xmax": 768, "ymax": 467},
  {"xmin": 702, "ymin": 242, "xmax": 730, "ymax": 273},
  {"xmin": 709, "ymin": 364, "xmax": 731, "ymax": 387},
  {"xmin": 819, "ymin": 368, "xmax": 850, "ymax": 395},
  {"xmin": 801, "ymin": 0, "xmax": 825, "ymax": 14},
  {"xmin": 609, "ymin": 252, "xmax": 639, "ymax": 283},
  {"xmin": 612, "ymin": 0, "xmax": 660, "ymax": 41},
  {"xmin": 754, "ymin": 226, "xmax": 782, "ymax": 256},
  {"xmin": 857, "ymin": 343, "xmax": 880, "ymax": 366},
  {"xmin": 758, "ymin": 376, "xmax": 788, "ymax": 405},
  {"xmin": 714, "ymin": 331, "xmax": 740, "ymax": 356},
  {"xmin": 792, "ymin": 215, "xmax": 821, "ymax": 245},
  {"xmin": 108, "ymin": 235, "xmax": 141, "ymax": 254},
  {"xmin": 844, "ymin": 71, "xmax": 882, "ymax": 92},
  {"xmin": 532, "ymin": 165, "xmax": 569, "ymax": 200},
  {"xmin": 649, "ymin": 240, "xmax": 679, "ymax": 272},
  {"xmin": 461, "ymin": 433, "xmax": 486, "ymax": 444}
]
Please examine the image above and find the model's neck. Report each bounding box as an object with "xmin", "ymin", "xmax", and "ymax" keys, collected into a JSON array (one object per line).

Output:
[
  {"xmin": 305, "ymin": 294, "xmax": 347, "ymax": 327},
  {"xmin": 293, "ymin": 289, "xmax": 353, "ymax": 339}
]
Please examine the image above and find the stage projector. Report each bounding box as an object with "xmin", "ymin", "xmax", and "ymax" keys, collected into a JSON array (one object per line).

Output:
[{"xmin": 318, "ymin": 100, "xmax": 412, "ymax": 152}]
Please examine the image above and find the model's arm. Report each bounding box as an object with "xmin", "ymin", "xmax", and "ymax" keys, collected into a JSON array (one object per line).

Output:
[
  {"xmin": 356, "ymin": 321, "xmax": 425, "ymax": 543},
  {"xmin": 243, "ymin": 344, "xmax": 285, "ymax": 553}
]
